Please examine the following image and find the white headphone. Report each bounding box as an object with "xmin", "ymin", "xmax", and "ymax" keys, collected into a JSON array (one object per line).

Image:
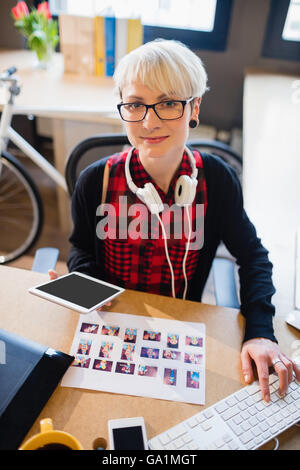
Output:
[
  {"xmin": 124, "ymin": 146, "xmax": 198, "ymax": 300},
  {"xmin": 125, "ymin": 146, "xmax": 198, "ymax": 214}
]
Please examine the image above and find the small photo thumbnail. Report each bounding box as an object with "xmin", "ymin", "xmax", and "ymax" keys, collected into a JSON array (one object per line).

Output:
[
  {"xmin": 163, "ymin": 368, "xmax": 177, "ymax": 386},
  {"xmin": 186, "ymin": 371, "xmax": 200, "ymax": 389},
  {"xmin": 162, "ymin": 349, "xmax": 181, "ymax": 361},
  {"xmin": 101, "ymin": 325, "xmax": 120, "ymax": 336},
  {"xmin": 99, "ymin": 341, "xmax": 114, "ymax": 359},
  {"xmin": 72, "ymin": 355, "xmax": 91, "ymax": 368},
  {"xmin": 80, "ymin": 322, "xmax": 99, "ymax": 334},
  {"xmin": 143, "ymin": 330, "xmax": 161, "ymax": 342},
  {"xmin": 115, "ymin": 362, "xmax": 135, "ymax": 375},
  {"xmin": 167, "ymin": 334, "xmax": 179, "ymax": 349},
  {"xmin": 137, "ymin": 365, "xmax": 158, "ymax": 377},
  {"xmin": 185, "ymin": 335, "xmax": 203, "ymax": 348},
  {"xmin": 124, "ymin": 328, "xmax": 137, "ymax": 343},
  {"xmin": 121, "ymin": 343, "xmax": 135, "ymax": 361},
  {"xmin": 77, "ymin": 338, "xmax": 92, "ymax": 355},
  {"xmin": 184, "ymin": 352, "xmax": 203, "ymax": 365},
  {"xmin": 93, "ymin": 359, "xmax": 113, "ymax": 372},
  {"xmin": 140, "ymin": 347, "xmax": 159, "ymax": 359}
]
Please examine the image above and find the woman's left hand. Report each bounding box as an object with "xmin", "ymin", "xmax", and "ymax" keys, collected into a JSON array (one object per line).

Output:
[{"xmin": 241, "ymin": 337, "xmax": 300, "ymax": 402}]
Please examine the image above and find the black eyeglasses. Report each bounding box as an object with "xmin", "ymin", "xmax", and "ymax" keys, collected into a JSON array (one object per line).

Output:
[{"xmin": 117, "ymin": 97, "xmax": 194, "ymax": 122}]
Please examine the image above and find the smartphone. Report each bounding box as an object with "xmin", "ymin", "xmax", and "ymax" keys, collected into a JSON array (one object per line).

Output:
[{"xmin": 108, "ymin": 417, "xmax": 148, "ymax": 450}]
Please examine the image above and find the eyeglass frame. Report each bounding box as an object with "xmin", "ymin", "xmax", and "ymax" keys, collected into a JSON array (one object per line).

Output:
[{"xmin": 117, "ymin": 97, "xmax": 195, "ymax": 122}]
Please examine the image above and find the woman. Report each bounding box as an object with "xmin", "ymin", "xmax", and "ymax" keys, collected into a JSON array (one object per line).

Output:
[{"xmin": 50, "ymin": 39, "xmax": 300, "ymax": 400}]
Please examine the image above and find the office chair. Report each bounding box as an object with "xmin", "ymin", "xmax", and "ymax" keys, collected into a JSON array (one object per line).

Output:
[{"xmin": 65, "ymin": 133, "xmax": 242, "ymax": 309}]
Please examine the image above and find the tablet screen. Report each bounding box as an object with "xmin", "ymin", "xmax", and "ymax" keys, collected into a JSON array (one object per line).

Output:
[{"xmin": 35, "ymin": 273, "xmax": 121, "ymax": 309}]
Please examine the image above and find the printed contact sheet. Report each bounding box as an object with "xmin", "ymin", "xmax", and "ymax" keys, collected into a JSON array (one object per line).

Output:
[{"xmin": 61, "ymin": 311, "xmax": 206, "ymax": 405}]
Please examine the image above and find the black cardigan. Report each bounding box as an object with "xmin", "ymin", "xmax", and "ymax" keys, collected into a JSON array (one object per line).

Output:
[{"xmin": 67, "ymin": 152, "xmax": 277, "ymax": 344}]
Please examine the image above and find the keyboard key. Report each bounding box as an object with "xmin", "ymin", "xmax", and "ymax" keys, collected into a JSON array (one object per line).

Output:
[
  {"xmin": 201, "ymin": 421, "xmax": 212, "ymax": 432},
  {"xmin": 203, "ymin": 409, "xmax": 214, "ymax": 419},
  {"xmin": 228, "ymin": 440, "xmax": 240, "ymax": 450},
  {"xmin": 240, "ymin": 430, "xmax": 255, "ymax": 445},
  {"xmin": 222, "ymin": 433, "xmax": 233, "ymax": 443},
  {"xmin": 221, "ymin": 405, "xmax": 240, "ymax": 421},
  {"xmin": 183, "ymin": 434, "xmax": 193, "ymax": 444},
  {"xmin": 196, "ymin": 413, "xmax": 206, "ymax": 424},
  {"xmin": 159, "ymin": 433, "xmax": 171, "ymax": 446},
  {"xmin": 235, "ymin": 389, "xmax": 248, "ymax": 401},
  {"xmin": 174, "ymin": 438, "xmax": 185, "ymax": 449},
  {"xmin": 233, "ymin": 415, "xmax": 243, "ymax": 425},
  {"xmin": 167, "ymin": 424, "xmax": 187, "ymax": 440},
  {"xmin": 246, "ymin": 382, "xmax": 261, "ymax": 395},
  {"xmin": 215, "ymin": 401, "xmax": 229, "ymax": 414},
  {"xmin": 238, "ymin": 401, "xmax": 248, "ymax": 411},
  {"xmin": 259, "ymin": 421, "xmax": 268, "ymax": 432},
  {"xmin": 187, "ymin": 416, "xmax": 199, "ymax": 428},
  {"xmin": 150, "ymin": 437, "xmax": 162, "ymax": 449},
  {"xmin": 225, "ymin": 396, "xmax": 238, "ymax": 407}
]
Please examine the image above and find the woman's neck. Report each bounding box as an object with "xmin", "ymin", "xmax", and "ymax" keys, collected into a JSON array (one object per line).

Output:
[{"xmin": 138, "ymin": 148, "xmax": 185, "ymax": 194}]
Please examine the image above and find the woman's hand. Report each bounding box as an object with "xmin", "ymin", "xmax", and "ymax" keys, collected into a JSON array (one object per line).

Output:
[
  {"xmin": 48, "ymin": 270, "xmax": 112, "ymax": 311},
  {"xmin": 241, "ymin": 337, "xmax": 300, "ymax": 402}
]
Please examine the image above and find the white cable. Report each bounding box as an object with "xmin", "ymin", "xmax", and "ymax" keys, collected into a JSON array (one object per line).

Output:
[
  {"xmin": 156, "ymin": 213, "xmax": 176, "ymax": 298},
  {"xmin": 272, "ymin": 437, "xmax": 279, "ymax": 450},
  {"xmin": 182, "ymin": 205, "xmax": 192, "ymax": 300}
]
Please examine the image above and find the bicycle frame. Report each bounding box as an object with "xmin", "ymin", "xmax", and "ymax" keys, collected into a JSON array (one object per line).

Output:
[{"xmin": 0, "ymin": 78, "xmax": 67, "ymax": 191}]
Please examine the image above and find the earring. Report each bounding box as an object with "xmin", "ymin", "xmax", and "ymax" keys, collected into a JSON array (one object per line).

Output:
[{"xmin": 189, "ymin": 119, "xmax": 198, "ymax": 129}]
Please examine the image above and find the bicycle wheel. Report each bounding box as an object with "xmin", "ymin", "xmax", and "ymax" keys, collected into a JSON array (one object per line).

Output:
[{"xmin": 0, "ymin": 151, "xmax": 43, "ymax": 263}]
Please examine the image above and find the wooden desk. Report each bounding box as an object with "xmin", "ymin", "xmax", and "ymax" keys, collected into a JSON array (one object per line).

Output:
[
  {"xmin": 243, "ymin": 71, "xmax": 300, "ymax": 317},
  {"xmin": 0, "ymin": 265, "xmax": 299, "ymax": 450},
  {"xmin": 0, "ymin": 49, "xmax": 124, "ymax": 232}
]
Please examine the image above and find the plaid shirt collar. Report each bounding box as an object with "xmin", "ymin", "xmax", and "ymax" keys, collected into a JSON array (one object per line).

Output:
[{"xmin": 130, "ymin": 148, "xmax": 193, "ymax": 203}]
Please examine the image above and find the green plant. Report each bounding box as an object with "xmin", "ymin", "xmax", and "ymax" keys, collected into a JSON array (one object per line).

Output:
[{"xmin": 11, "ymin": 2, "xmax": 59, "ymax": 63}]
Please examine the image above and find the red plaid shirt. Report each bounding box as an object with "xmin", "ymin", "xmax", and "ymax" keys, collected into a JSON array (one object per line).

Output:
[{"xmin": 101, "ymin": 148, "xmax": 207, "ymax": 298}]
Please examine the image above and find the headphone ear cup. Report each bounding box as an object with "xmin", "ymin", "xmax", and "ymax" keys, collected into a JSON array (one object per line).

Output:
[
  {"xmin": 136, "ymin": 183, "xmax": 165, "ymax": 214},
  {"xmin": 175, "ymin": 175, "xmax": 197, "ymax": 206}
]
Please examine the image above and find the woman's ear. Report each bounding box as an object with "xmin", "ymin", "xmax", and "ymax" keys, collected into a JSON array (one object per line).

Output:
[{"xmin": 192, "ymin": 97, "xmax": 201, "ymax": 119}]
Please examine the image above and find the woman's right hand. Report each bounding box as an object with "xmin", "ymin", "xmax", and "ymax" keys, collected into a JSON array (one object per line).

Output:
[{"xmin": 48, "ymin": 269, "xmax": 112, "ymax": 311}]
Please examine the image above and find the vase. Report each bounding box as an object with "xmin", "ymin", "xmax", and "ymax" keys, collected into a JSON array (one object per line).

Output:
[{"xmin": 32, "ymin": 44, "xmax": 54, "ymax": 70}]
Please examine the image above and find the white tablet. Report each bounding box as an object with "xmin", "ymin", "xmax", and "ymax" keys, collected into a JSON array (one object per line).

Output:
[{"xmin": 28, "ymin": 272, "xmax": 125, "ymax": 314}]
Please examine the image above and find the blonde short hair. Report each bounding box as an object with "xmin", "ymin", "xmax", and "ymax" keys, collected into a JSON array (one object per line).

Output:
[{"xmin": 113, "ymin": 39, "xmax": 209, "ymax": 100}]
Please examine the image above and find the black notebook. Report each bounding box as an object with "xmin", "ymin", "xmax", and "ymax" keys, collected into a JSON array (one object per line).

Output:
[{"xmin": 0, "ymin": 328, "xmax": 74, "ymax": 450}]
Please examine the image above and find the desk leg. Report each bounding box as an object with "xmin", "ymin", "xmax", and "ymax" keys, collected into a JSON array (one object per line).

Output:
[{"xmin": 52, "ymin": 118, "xmax": 124, "ymax": 234}]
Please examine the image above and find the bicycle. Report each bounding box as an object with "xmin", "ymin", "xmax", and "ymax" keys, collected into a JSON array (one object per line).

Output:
[{"xmin": 0, "ymin": 66, "xmax": 67, "ymax": 264}]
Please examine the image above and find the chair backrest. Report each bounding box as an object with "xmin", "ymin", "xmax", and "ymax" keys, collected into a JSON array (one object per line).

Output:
[{"xmin": 65, "ymin": 133, "xmax": 242, "ymax": 196}]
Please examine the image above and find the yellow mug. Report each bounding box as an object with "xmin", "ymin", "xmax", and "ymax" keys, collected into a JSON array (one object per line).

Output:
[{"xmin": 19, "ymin": 418, "xmax": 83, "ymax": 450}]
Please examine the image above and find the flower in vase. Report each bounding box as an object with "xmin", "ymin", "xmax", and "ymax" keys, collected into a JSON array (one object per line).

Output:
[{"xmin": 11, "ymin": 1, "xmax": 59, "ymax": 67}]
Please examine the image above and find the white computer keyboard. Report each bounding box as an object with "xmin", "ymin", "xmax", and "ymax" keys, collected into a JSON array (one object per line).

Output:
[{"xmin": 148, "ymin": 374, "xmax": 300, "ymax": 450}]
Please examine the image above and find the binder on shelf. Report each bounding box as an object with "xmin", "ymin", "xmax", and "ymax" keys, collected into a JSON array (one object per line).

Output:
[
  {"xmin": 59, "ymin": 14, "xmax": 95, "ymax": 76},
  {"xmin": 0, "ymin": 328, "xmax": 74, "ymax": 450},
  {"xmin": 127, "ymin": 18, "xmax": 143, "ymax": 53},
  {"xmin": 58, "ymin": 13, "xmax": 78, "ymax": 73},
  {"xmin": 94, "ymin": 15, "xmax": 105, "ymax": 76},
  {"xmin": 115, "ymin": 17, "xmax": 128, "ymax": 68},
  {"xmin": 104, "ymin": 16, "xmax": 116, "ymax": 77},
  {"xmin": 77, "ymin": 15, "xmax": 95, "ymax": 76}
]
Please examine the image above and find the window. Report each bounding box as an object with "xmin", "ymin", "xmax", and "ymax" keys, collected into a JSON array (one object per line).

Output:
[
  {"xmin": 282, "ymin": 0, "xmax": 300, "ymax": 41},
  {"xmin": 262, "ymin": 0, "xmax": 300, "ymax": 61},
  {"xmin": 49, "ymin": 0, "xmax": 233, "ymax": 51}
]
